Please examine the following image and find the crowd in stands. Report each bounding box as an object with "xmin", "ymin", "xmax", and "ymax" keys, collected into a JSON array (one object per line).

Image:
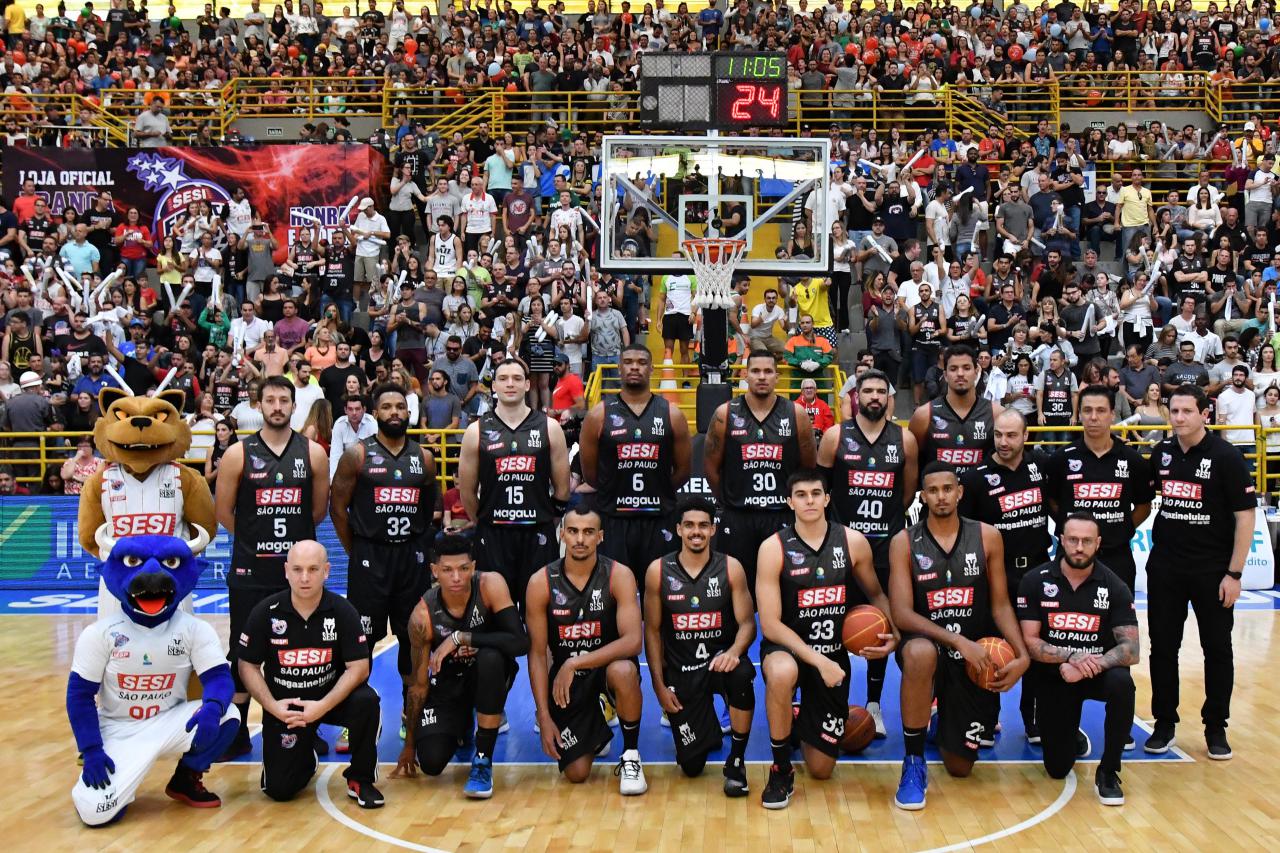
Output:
[{"xmin": 3, "ymin": 0, "xmax": 1280, "ymax": 494}]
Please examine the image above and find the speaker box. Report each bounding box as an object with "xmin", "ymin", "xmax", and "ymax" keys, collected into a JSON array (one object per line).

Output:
[{"xmin": 696, "ymin": 382, "xmax": 733, "ymax": 434}]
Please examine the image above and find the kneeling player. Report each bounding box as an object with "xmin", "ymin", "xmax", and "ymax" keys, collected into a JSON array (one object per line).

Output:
[
  {"xmin": 526, "ymin": 502, "xmax": 648, "ymax": 794},
  {"xmin": 644, "ymin": 497, "xmax": 757, "ymax": 797},
  {"xmin": 888, "ymin": 463, "xmax": 1030, "ymax": 811},
  {"xmin": 756, "ymin": 470, "xmax": 898, "ymax": 809},
  {"xmin": 392, "ymin": 535, "xmax": 528, "ymax": 798}
]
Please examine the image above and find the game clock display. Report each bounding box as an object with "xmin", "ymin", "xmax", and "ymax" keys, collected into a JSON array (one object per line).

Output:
[
  {"xmin": 638, "ymin": 51, "xmax": 789, "ymax": 130},
  {"xmin": 713, "ymin": 54, "xmax": 787, "ymax": 129}
]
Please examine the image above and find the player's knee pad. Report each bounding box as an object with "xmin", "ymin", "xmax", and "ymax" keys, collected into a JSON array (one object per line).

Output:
[
  {"xmin": 1043, "ymin": 758, "xmax": 1074, "ymax": 780},
  {"xmin": 260, "ymin": 774, "xmax": 306, "ymax": 802},
  {"xmin": 678, "ymin": 754, "xmax": 708, "ymax": 778},
  {"xmin": 415, "ymin": 736, "xmax": 455, "ymax": 777},
  {"xmin": 728, "ymin": 659, "xmax": 757, "ymax": 710}
]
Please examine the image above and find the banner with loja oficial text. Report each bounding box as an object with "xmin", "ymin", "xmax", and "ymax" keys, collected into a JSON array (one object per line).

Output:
[{"xmin": 2, "ymin": 144, "xmax": 388, "ymax": 263}]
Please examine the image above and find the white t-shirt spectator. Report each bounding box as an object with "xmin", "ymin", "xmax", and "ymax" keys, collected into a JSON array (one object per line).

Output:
[
  {"xmin": 750, "ymin": 302, "xmax": 786, "ymax": 338},
  {"xmin": 461, "ymin": 192, "xmax": 498, "ymax": 235},
  {"xmin": 289, "ymin": 382, "xmax": 326, "ymax": 430},
  {"xmin": 352, "ymin": 210, "xmax": 389, "ymax": 259},
  {"xmin": 1216, "ymin": 384, "xmax": 1257, "ymax": 445}
]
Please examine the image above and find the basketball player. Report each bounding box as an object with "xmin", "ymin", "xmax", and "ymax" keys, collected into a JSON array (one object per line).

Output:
[
  {"xmin": 1019, "ymin": 513, "xmax": 1139, "ymax": 806},
  {"xmin": 428, "ymin": 215, "xmax": 463, "ymax": 278},
  {"xmin": 1144, "ymin": 384, "xmax": 1254, "ymax": 760},
  {"xmin": 705, "ymin": 350, "xmax": 816, "ymax": 594},
  {"xmin": 392, "ymin": 535, "xmax": 528, "ymax": 799},
  {"xmin": 756, "ymin": 470, "xmax": 897, "ymax": 809},
  {"xmin": 525, "ymin": 502, "xmax": 648, "ymax": 794},
  {"xmin": 643, "ymin": 497, "xmax": 756, "ymax": 797},
  {"xmin": 818, "ymin": 368, "xmax": 918, "ymax": 736},
  {"xmin": 580, "ymin": 343, "xmax": 692, "ymax": 592},
  {"xmin": 458, "ymin": 359, "xmax": 570, "ymax": 609},
  {"xmin": 1045, "ymin": 385, "xmax": 1154, "ymax": 593},
  {"xmin": 888, "ymin": 462, "xmax": 1029, "ymax": 811},
  {"xmin": 909, "ymin": 344, "xmax": 1001, "ymax": 478},
  {"xmin": 330, "ymin": 383, "xmax": 438, "ymax": 742},
  {"xmin": 959, "ymin": 409, "xmax": 1051, "ymax": 742},
  {"xmin": 215, "ymin": 376, "xmax": 329, "ymax": 758}
]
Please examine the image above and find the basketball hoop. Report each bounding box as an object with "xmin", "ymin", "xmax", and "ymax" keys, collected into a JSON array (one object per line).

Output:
[{"xmin": 682, "ymin": 238, "xmax": 747, "ymax": 310}]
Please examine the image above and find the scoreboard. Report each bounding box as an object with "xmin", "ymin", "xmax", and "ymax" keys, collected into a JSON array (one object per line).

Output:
[{"xmin": 639, "ymin": 52, "xmax": 788, "ymax": 131}]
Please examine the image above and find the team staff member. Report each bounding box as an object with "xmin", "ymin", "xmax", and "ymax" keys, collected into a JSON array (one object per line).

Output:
[
  {"xmin": 818, "ymin": 368, "xmax": 918, "ymax": 736},
  {"xmin": 1019, "ymin": 513, "xmax": 1140, "ymax": 806},
  {"xmin": 237, "ymin": 541, "xmax": 384, "ymax": 808},
  {"xmin": 215, "ymin": 375, "xmax": 329, "ymax": 758},
  {"xmin": 909, "ymin": 344, "xmax": 1002, "ymax": 478},
  {"xmin": 392, "ymin": 535, "xmax": 528, "ymax": 799},
  {"xmin": 581, "ymin": 343, "xmax": 692, "ymax": 593},
  {"xmin": 1045, "ymin": 385, "xmax": 1154, "ymax": 592},
  {"xmin": 705, "ymin": 350, "xmax": 816, "ymax": 593},
  {"xmin": 330, "ymin": 383, "xmax": 438, "ymax": 742},
  {"xmin": 1144, "ymin": 384, "xmax": 1255, "ymax": 760},
  {"xmin": 756, "ymin": 470, "xmax": 897, "ymax": 810},
  {"xmin": 889, "ymin": 463, "xmax": 1029, "ymax": 811},
  {"xmin": 525, "ymin": 502, "xmax": 648, "ymax": 795},
  {"xmin": 644, "ymin": 497, "xmax": 756, "ymax": 797},
  {"xmin": 959, "ymin": 409, "xmax": 1051, "ymax": 742},
  {"xmin": 458, "ymin": 359, "xmax": 570, "ymax": 609}
]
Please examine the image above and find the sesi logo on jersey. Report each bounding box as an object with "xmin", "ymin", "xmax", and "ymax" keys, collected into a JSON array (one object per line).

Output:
[
  {"xmin": 374, "ymin": 486, "xmax": 421, "ymax": 503},
  {"xmin": 111, "ymin": 513, "xmax": 178, "ymax": 536},
  {"xmin": 1048, "ymin": 612, "xmax": 1102, "ymax": 632},
  {"xmin": 848, "ymin": 470, "xmax": 895, "ymax": 488},
  {"xmin": 1073, "ymin": 482, "xmax": 1122, "ymax": 500},
  {"xmin": 558, "ymin": 621, "xmax": 602, "ymax": 640},
  {"xmin": 938, "ymin": 448, "xmax": 984, "ymax": 466},
  {"xmin": 997, "ymin": 487, "xmax": 1042, "ymax": 512},
  {"xmin": 495, "ymin": 455, "xmax": 537, "ymax": 474},
  {"xmin": 740, "ymin": 443, "xmax": 783, "ymax": 461},
  {"xmin": 117, "ymin": 672, "xmax": 176, "ymax": 691},
  {"xmin": 798, "ymin": 585, "xmax": 846, "ymax": 609},
  {"xmin": 926, "ymin": 587, "xmax": 975, "ymax": 610},
  {"xmin": 617, "ymin": 443, "xmax": 660, "ymax": 460},
  {"xmin": 278, "ymin": 647, "xmax": 334, "ymax": 667},
  {"xmin": 256, "ymin": 487, "xmax": 302, "ymax": 505},
  {"xmin": 672, "ymin": 612, "xmax": 723, "ymax": 631}
]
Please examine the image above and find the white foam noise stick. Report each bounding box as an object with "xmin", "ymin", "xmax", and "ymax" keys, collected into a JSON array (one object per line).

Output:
[
  {"xmin": 954, "ymin": 186, "xmax": 973, "ymax": 200},
  {"xmin": 154, "ymin": 366, "xmax": 178, "ymax": 393},
  {"xmin": 20, "ymin": 264, "xmax": 38, "ymax": 289},
  {"xmin": 340, "ymin": 195, "xmax": 360, "ymax": 222},
  {"xmin": 104, "ymin": 365, "xmax": 134, "ymax": 395},
  {"xmin": 904, "ymin": 149, "xmax": 926, "ymax": 171},
  {"xmin": 875, "ymin": 242, "xmax": 893, "ymax": 263},
  {"xmin": 294, "ymin": 211, "xmax": 324, "ymax": 225}
]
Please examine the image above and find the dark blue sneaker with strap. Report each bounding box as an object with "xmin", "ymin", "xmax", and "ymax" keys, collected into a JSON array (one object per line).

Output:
[
  {"xmin": 464, "ymin": 755, "xmax": 494, "ymax": 799},
  {"xmin": 894, "ymin": 755, "xmax": 928, "ymax": 811}
]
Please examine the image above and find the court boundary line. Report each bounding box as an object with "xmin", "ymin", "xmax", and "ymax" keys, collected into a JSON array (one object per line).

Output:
[
  {"xmin": 315, "ymin": 764, "xmax": 451, "ymax": 853},
  {"xmin": 916, "ymin": 772, "xmax": 1078, "ymax": 853}
]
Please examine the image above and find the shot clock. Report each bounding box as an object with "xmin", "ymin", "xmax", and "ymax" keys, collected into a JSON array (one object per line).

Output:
[{"xmin": 639, "ymin": 52, "xmax": 789, "ymax": 130}]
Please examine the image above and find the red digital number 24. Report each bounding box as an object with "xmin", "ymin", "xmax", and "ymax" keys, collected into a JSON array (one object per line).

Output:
[{"xmin": 731, "ymin": 84, "xmax": 781, "ymax": 120}]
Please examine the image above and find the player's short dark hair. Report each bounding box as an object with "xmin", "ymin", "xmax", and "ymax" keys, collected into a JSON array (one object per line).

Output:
[
  {"xmin": 370, "ymin": 382, "xmax": 408, "ymax": 405},
  {"xmin": 943, "ymin": 344, "xmax": 978, "ymax": 368},
  {"xmin": 564, "ymin": 497, "xmax": 602, "ymax": 524},
  {"xmin": 261, "ymin": 375, "xmax": 295, "ymax": 401},
  {"xmin": 746, "ymin": 348, "xmax": 778, "ymax": 366},
  {"xmin": 1169, "ymin": 383, "xmax": 1210, "ymax": 413},
  {"xmin": 495, "ymin": 357, "xmax": 530, "ymax": 379},
  {"xmin": 433, "ymin": 533, "xmax": 474, "ymax": 561},
  {"xmin": 437, "ymin": 214, "xmax": 454, "ymax": 230},
  {"xmin": 342, "ymin": 393, "xmax": 367, "ymax": 408},
  {"xmin": 8, "ymin": 310, "xmax": 29, "ymax": 325},
  {"xmin": 786, "ymin": 467, "xmax": 828, "ymax": 494},
  {"xmin": 1077, "ymin": 384, "xmax": 1115, "ymax": 410},
  {"xmin": 856, "ymin": 369, "xmax": 891, "ymax": 392},
  {"xmin": 920, "ymin": 460, "xmax": 960, "ymax": 484},
  {"xmin": 676, "ymin": 496, "xmax": 716, "ymax": 524},
  {"xmin": 1062, "ymin": 511, "xmax": 1101, "ymax": 535},
  {"xmin": 620, "ymin": 342, "xmax": 651, "ymax": 361}
]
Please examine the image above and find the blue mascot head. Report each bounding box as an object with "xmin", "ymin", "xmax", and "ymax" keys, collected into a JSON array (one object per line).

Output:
[{"xmin": 95, "ymin": 524, "xmax": 211, "ymax": 628}]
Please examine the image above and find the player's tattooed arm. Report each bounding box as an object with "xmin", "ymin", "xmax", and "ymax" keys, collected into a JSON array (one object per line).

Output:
[
  {"xmin": 1099, "ymin": 625, "xmax": 1140, "ymax": 670},
  {"xmin": 1022, "ymin": 633, "xmax": 1078, "ymax": 665}
]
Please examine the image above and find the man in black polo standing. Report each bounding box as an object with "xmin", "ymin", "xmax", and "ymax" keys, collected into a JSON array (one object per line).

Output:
[{"xmin": 1144, "ymin": 384, "xmax": 1255, "ymax": 760}]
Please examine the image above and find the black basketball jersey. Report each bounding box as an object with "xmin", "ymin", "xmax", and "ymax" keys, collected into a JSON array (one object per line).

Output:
[
  {"xmin": 777, "ymin": 524, "xmax": 852, "ymax": 661},
  {"xmin": 546, "ymin": 557, "xmax": 618, "ymax": 675},
  {"xmin": 231, "ymin": 431, "xmax": 315, "ymax": 588},
  {"xmin": 595, "ymin": 394, "xmax": 677, "ymax": 515},
  {"xmin": 477, "ymin": 409, "xmax": 557, "ymax": 524},
  {"xmin": 828, "ymin": 419, "xmax": 907, "ymax": 567},
  {"xmin": 1040, "ymin": 368, "xmax": 1073, "ymax": 424},
  {"xmin": 347, "ymin": 436, "xmax": 435, "ymax": 543},
  {"xmin": 921, "ymin": 395, "xmax": 995, "ymax": 476},
  {"xmin": 423, "ymin": 575, "xmax": 490, "ymax": 678},
  {"xmin": 212, "ymin": 377, "xmax": 239, "ymax": 413},
  {"xmin": 658, "ymin": 552, "xmax": 733, "ymax": 674},
  {"xmin": 912, "ymin": 301, "xmax": 943, "ymax": 347},
  {"xmin": 720, "ymin": 395, "xmax": 801, "ymax": 511},
  {"xmin": 908, "ymin": 517, "xmax": 990, "ymax": 661},
  {"xmin": 292, "ymin": 242, "xmax": 319, "ymax": 279}
]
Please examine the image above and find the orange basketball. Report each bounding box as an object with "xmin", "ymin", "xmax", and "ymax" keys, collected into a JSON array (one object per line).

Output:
[
  {"xmin": 840, "ymin": 705, "xmax": 876, "ymax": 753},
  {"xmin": 965, "ymin": 637, "xmax": 1016, "ymax": 691},
  {"xmin": 842, "ymin": 605, "xmax": 889, "ymax": 655}
]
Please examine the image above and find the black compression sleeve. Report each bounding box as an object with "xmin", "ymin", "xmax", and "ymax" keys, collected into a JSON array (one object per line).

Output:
[{"xmin": 466, "ymin": 606, "xmax": 529, "ymax": 657}]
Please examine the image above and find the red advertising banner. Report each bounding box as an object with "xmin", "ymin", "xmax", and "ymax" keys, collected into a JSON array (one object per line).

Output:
[{"xmin": 2, "ymin": 144, "xmax": 387, "ymax": 262}]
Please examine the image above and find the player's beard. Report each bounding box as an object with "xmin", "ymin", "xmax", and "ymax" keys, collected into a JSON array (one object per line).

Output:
[
  {"xmin": 379, "ymin": 416, "xmax": 408, "ymax": 439},
  {"xmin": 861, "ymin": 400, "xmax": 887, "ymax": 422},
  {"xmin": 1062, "ymin": 550, "xmax": 1096, "ymax": 571}
]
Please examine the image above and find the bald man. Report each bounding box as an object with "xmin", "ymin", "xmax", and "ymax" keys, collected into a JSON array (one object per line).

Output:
[{"xmin": 237, "ymin": 541, "xmax": 386, "ymax": 808}]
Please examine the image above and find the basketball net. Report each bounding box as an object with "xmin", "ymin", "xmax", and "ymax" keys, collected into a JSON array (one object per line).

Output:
[{"xmin": 683, "ymin": 238, "xmax": 747, "ymax": 311}]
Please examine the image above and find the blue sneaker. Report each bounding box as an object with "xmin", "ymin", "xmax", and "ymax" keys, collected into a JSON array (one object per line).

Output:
[
  {"xmin": 464, "ymin": 755, "xmax": 493, "ymax": 799},
  {"xmin": 894, "ymin": 755, "xmax": 928, "ymax": 811}
]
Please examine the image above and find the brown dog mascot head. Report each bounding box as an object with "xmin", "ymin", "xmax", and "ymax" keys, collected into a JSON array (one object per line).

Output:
[{"xmin": 93, "ymin": 387, "xmax": 192, "ymax": 475}]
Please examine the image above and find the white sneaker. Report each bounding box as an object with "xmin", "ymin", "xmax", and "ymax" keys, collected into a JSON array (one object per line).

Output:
[
  {"xmin": 867, "ymin": 702, "xmax": 887, "ymax": 739},
  {"xmin": 660, "ymin": 712, "xmax": 671, "ymax": 728},
  {"xmin": 498, "ymin": 712, "xmax": 510, "ymax": 735},
  {"xmin": 615, "ymin": 749, "xmax": 648, "ymax": 796}
]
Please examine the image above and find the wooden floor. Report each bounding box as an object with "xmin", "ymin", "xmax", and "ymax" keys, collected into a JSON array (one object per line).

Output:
[{"xmin": 8, "ymin": 609, "xmax": 1279, "ymax": 852}]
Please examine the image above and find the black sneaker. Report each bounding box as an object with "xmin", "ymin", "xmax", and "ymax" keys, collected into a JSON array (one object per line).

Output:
[
  {"xmin": 1144, "ymin": 724, "xmax": 1176, "ymax": 754},
  {"xmin": 216, "ymin": 725, "xmax": 252, "ymax": 762},
  {"xmin": 1205, "ymin": 728, "xmax": 1233, "ymax": 761},
  {"xmin": 1025, "ymin": 723, "xmax": 1041, "ymax": 745},
  {"xmin": 761, "ymin": 764, "xmax": 794, "ymax": 810},
  {"xmin": 347, "ymin": 780, "xmax": 386, "ymax": 809},
  {"xmin": 1076, "ymin": 729, "xmax": 1091, "ymax": 758},
  {"xmin": 723, "ymin": 756, "xmax": 749, "ymax": 798},
  {"xmin": 1095, "ymin": 767, "xmax": 1124, "ymax": 806},
  {"xmin": 165, "ymin": 765, "xmax": 222, "ymax": 808},
  {"xmin": 314, "ymin": 735, "xmax": 330, "ymax": 757},
  {"xmin": 1124, "ymin": 734, "xmax": 1136, "ymax": 751}
]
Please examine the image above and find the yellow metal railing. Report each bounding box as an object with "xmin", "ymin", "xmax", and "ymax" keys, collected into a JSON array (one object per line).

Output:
[
  {"xmin": 1056, "ymin": 70, "xmax": 1213, "ymax": 113},
  {"xmin": 226, "ymin": 76, "xmax": 385, "ymax": 125}
]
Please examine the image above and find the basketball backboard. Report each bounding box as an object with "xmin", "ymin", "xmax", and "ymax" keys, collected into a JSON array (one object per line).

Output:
[{"xmin": 598, "ymin": 135, "xmax": 832, "ymax": 276}]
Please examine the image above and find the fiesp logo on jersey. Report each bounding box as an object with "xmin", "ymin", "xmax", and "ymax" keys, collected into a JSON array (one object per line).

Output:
[
  {"xmin": 997, "ymin": 487, "xmax": 1042, "ymax": 512},
  {"xmin": 256, "ymin": 487, "xmax": 302, "ymax": 506},
  {"xmin": 740, "ymin": 443, "xmax": 783, "ymax": 461},
  {"xmin": 617, "ymin": 443, "xmax": 660, "ymax": 460},
  {"xmin": 926, "ymin": 587, "xmax": 975, "ymax": 610},
  {"xmin": 672, "ymin": 612, "xmax": 722, "ymax": 631},
  {"xmin": 797, "ymin": 585, "xmax": 846, "ymax": 609},
  {"xmin": 1074, "ymin": 482, "xmax": 1122, "ymax": 500},
  {"xmin": 374, "ymin": 487, "xmax": 420, "ymax": 503},
  {"xmin": 848, "ymin": 470, "xmax": 895, "ymax": 489},
  {"xmin": 558, "ymin": 621, "xmax": 602, "ymax": 640},
  {"xmin": 117, "ymin": 672, "xmax": 176, "ymax": 690},
  {"xmin": 1048, "ymin": 612, "xmax": 1102, "ymax": 632},
  {"xmin": 1162, "ymin": 480, "xmax": 1203, "ymax": 500},
  {"xmin": 111, "ymin": 514, "xmax": 178, "ymax": 536},
  {"xmin": 496, "ymin": 455, "xmax": 537, "ymax": 474},
  {"xmin": 278, "ymin": 647, "xmax": 334, "ymax": 666}
]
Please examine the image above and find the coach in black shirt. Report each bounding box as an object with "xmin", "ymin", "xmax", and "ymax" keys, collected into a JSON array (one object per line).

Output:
[
  {"xmin": 239, "ymin": 540, "xmax": 385, "ymax": 808},
  {"xmin": 1144, "ymin": 384, "xmax": 1255, "ymax": 760},
  {"xmin": 1018, "ymin": 512, "xmax": 1138, "ymax": 806}
]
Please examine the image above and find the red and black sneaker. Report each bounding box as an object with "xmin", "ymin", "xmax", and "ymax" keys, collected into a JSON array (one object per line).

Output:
[
  {"xmin": 347, "ymin": 780, "xmax": 385, "ymax": 809},
  {"xmin": 165, "ymin": 765, "xmax": 222, "ymax": 808}
]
